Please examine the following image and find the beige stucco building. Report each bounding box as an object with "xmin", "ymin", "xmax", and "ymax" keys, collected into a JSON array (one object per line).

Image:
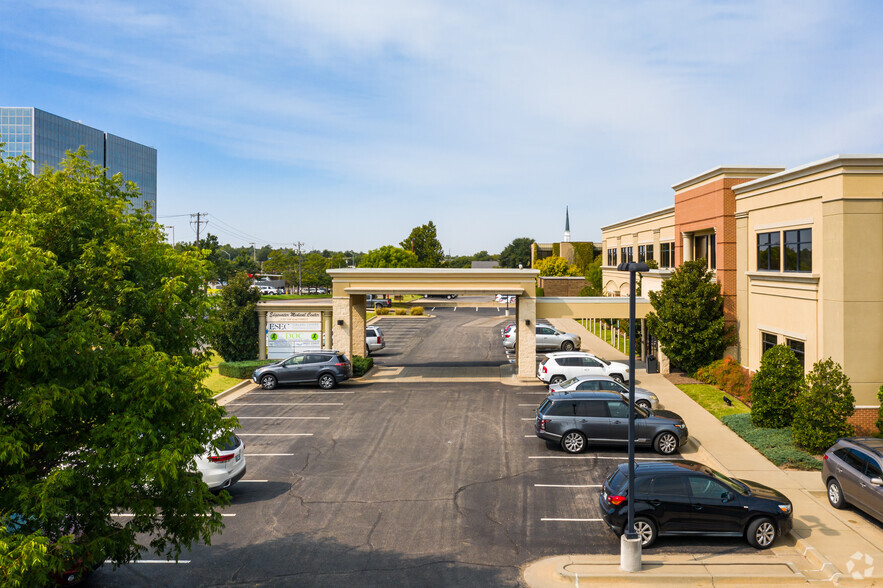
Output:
[{"xmin": 600, "ymin": 155, "xmax": 883, "ymax": 430}]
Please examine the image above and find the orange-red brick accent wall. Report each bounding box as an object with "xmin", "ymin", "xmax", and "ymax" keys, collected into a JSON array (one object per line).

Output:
[
  {"xmin": 849, "ymin": 409, "xmax": 880, "ymax": 436},
  {"xmin": 674, "ymin": 177, "xmax": 755, "ymax": 330}
]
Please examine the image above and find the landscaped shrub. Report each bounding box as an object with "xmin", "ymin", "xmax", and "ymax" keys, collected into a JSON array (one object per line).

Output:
[
  {"xmin": 793, "ymin": 358, "xmax": 855, "ymax": 453},
  {"xmin": 394, "ymin": 307, "xmax": 407, "ymax": 315},
  {"xmin": 377, "ymin": 307, "xmax": 390, "ymax": 315},
  {"xmin": 694, "ymin": 357, "xmax": 752, "ymax": 403},
  {"xmin": 218, "ymin": 359, "xmax": 274, "ymax": 379},
  {"xmin": 352, "ymin": 355, "xmax": 373, "ymax": 377},
  {"xmin": 722, "ymin": 413, "xmax": 822, "ymax": 470},
  {"xmin": 536, "ymin": 286, "xmax": 545, "ymax": 296},
  {"xmin": 876, "ymin": 384, "xmax": 883, "ymax": 435},
  {"xmin": 750, "ymin": 345, "xmax": 803, "ymax": 428},
  {"xmin": 410, "ymin": 306, "xmax": 424, "ymax": 315}
]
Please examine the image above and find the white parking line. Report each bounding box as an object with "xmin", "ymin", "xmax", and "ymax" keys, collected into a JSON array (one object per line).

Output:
[
  {"xmin": 112, "ymin": 513, "xmax": 236, "ymax": 517},
  {"xmin": 238, "ymin": 433, "xmax": 313, "ymax": 437},
  {"xmin": 227, "ymin": 403, "xmax": 344, "ymax": 406},
  {"xmin": 541, "ymin": 518, "xmax": 603, "ymax": 522},
  {"xmin": 519, "ymin": 404, "xmax": 538, "ymax": 407},
  {"xmin": 521, "ymin": 418, "xmax": 534, "ymax": 421},
  {"xmin": 529, "ymin": 456, "xmax": 672, "ymax": 460},
  {"xmin": 237, "ymin": 417, "xmax": 330, "ymax": 420},
  {"xmin": 108, "ymin": 560, "xmax": 191, "ymax": 564},
  {"xmin": 246, "ymin": 391, "xmax": 354, "ymax": 395},
  {"xmin": 534, "ymin": 484, "xmax": 601, "ymax": 488},
  {"xmin": 238, "ymin": 480, "xmax": 269, "ymax": 483},
  {"xmin": 246, "ymin": 453, "xmax": 295, "ymax": 456}
]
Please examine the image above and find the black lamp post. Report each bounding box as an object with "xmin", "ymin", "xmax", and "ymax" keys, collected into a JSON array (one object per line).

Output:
[{"xmin": 617, "ymin": 260, "xmax": 649, "ymax": 571}]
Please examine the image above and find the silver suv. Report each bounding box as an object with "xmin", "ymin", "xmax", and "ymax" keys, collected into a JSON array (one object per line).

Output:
[
  {"xmin": 822, "ymin": 437, "xmax": 883, "ymax": 522},
  {"xmin": 366, "ymin": 325, "xmax": 385, "ymax": 355},
  {"xmin": 252, "ymin": 350, "xmax": 352, "ymax": 390}
]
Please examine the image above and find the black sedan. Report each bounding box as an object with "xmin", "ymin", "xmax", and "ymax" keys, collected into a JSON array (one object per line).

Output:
[{"xmin": 599, "ymin": 460, "xmax": 793, "ymax": 549}]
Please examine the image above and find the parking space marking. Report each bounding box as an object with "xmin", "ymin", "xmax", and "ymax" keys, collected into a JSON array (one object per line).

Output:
[
  {"xmin": 540, "ymin": 518, "xmax": 603, "ymax": 522},
  {"xmin": 227, "ymin": 402, "xmax": 344, "ymax": 406},
  {"xmin": 112, "ymin": 513, "xmax": 236, "ymax": 517},
  {"xmin": 108, "ymin": 560, "xmax": 191, "ymax": 564},
  {"xmin": 237, "ymin": 416, "xmax": 331, "ymax": 420},
  {"xmin": 516, "ymin": 392, "xmax": 547, "ymax": 395},
  {"xmin": 518, "ymin": 403, "xmax": 537, "ymax": 407},
  {"xmin": 238, "ymin": 433, "xmax": 313, "ymax": 437},
  {"xmin": 534, "ymin": 484, "xmax": 601, "ymax": 488},
  {"xmin": 238, "ymin": 479, "xmax": 269, "ymax": 483},
  {"xmin": 246, "ymin": 453, "xmax": 295, "ymax": 456},
  {"xmin": 521, "ymin": 417, "xmax": 535, "ymax": 421},
  {"xmin": 246, "ymin": 391, "xmax": 354, "ymax": 395},
  {"xmin": 529, "ymin": 456, "xmax": 672, "ymax": 460}
]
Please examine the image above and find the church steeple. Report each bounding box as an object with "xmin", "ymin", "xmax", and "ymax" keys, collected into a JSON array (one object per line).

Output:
[{"xmin": 564, "ymin": 206, "xmax": 571, "ymax": 242}]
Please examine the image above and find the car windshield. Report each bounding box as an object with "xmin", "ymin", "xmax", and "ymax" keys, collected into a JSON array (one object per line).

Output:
[
  {"xmin": 708, "ymin": 468, "xmax": 749, "ymax": 495},
  {"xmin": 558, "ymin": 377, "xmax": 579, "ymax": 388}
]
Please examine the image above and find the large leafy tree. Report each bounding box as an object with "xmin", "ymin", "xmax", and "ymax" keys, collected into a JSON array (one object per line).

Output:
[
  {"xmin": 499, "ymin": 237, "xmax": 534, "ymax": 268},
  {"xmin": 645, "ymin": 259, "xmax": 731, "ymax": 374},
  {"xmin": 359, "ymin": 245, "xmax": 419, "ymax": 268},
  {"xmin": 0, "ymin": 149, "xmax": 235, "ymax": 585},
  {"xmin": 400, "ymin": 221, "xmax": 444, "ymax": 267},
  {"xmin": 534, "ymin": 255, "xmax": 580, "ymax": 276},
  {"xmin": 210, "ymin": 273, "xmax": 261, "ymax": 361}
]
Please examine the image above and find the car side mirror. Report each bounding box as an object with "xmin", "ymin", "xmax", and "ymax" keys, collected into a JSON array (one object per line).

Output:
[
  {"xmin": 871, "ymin": 477, "xmax": 883, "ymax": 486},
  {"xmin": 722, "ymin": 491, "xmax": 734, "ymax": 503}
]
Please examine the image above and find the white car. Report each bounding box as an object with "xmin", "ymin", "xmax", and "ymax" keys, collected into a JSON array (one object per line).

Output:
[
  {"xmin": 537, "ymin": 351, "xmax": 630, "ymax": 384},
  {"xmin": 366, "ymin": 325, "xmax": 385, "ymax": 354},
  {"xmin": 495, "ymin": 294, "xmax": 516, "ymax": 303},
  {"xmin": 548, "ymin": 375, "xmax": 658, "ymax": 409},
  {"xmin": 194, "ymin": 434, "xmax": 246, "ymax": 492}
]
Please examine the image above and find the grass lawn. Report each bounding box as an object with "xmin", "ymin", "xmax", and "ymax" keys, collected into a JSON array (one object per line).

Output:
[
  {"xmin": 262, "ymin": 294, "xmax": 332, "ymax": 300},
  {"xmin": 204, "ymin": 370, "xmax": 244, "ymax": 395},
  {"xmin": 678, "ymin": 384, "xmax": 750, "ymax": 420}
]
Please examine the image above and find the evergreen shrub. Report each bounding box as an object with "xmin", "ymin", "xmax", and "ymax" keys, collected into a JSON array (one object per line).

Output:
[{"xmin": 793, "ymin": 358, "xmax": 855, "ymax": 453}]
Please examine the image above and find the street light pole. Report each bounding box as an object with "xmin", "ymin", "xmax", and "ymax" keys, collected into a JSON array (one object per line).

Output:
[{"xmin": 617, "ymin": 260, "xmax": 649, "ymax": 572}]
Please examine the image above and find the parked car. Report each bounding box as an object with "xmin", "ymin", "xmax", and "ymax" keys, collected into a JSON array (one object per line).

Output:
[
  {"xmin": 535, "ymin": 391, "xmax": 687, "ymax": 454},
  {"xmin": 194, "ymin": 434, "xmax": 247, "ymax": 492},
  {"xmin": 495, "ymin": 294, "xmax": 516, "ymax": 303},
  {"xmin": 252, "ymin": 350, "xmax": 353, "ymax": 390},
  {"xmin": 822, "ymin": 437, "xmax": 883, "ymax": 521},
  {"xmin": 599, "ymin": 460, "xmax": 793, "ymax": 549},
  {"xmin": 366, "ymin": 294, "xmax": 392, "ymax": 310},
  {"xmin": 502, "ymin": 325, "xmax": 581, "ymax": 351},
  {"xmin": 548, "ymin": 375, "xmax": 658, "ymax": 409},
  {"xmin": 538, "ymin": 351, "xmax": 630, "ymax": 384},
  {"xmin": 501, "ymin": 323, "xmax": 515, "ymax": 336},
  {"xmin": 424, "ymin": 293, "xmax": 458, "ymax": 299},
  {"xmin": 1, "ymin": 514, "xmax": 102, "ymax": 585},
  {"xmin": 366, "ymin": 325, "xmax": 385, "ymax": 355}
]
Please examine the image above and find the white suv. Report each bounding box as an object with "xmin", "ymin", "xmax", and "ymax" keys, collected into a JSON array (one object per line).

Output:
[{"xmin": 537, "ymin": 351, "xmax": 630, "ymax": 384}]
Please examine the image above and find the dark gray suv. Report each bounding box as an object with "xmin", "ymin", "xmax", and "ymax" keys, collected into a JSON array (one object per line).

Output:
[
  {"xmin": 535, "ymin": 391, "xmax": 688, "ymax": 455},
  {"xmin": 252, "ymin": 350, "xmax": 352, "ymax": 390},
  {"xmin": 822, "ymin": 437, "xmax": 883, "ymax": 522}
]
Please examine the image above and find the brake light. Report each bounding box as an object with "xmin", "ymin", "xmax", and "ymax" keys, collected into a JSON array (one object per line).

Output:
[
  {"xmin": 335, "ymin": 362, "xmax": 347, "ymax": 367},
  {"xmin": 542, "ymin": 365, "xmax": 547, "ymax": 373},
  {"xmin": 540, "ymin": 419, "xmax": 550, "ymax": 431},
  {"xmin": 823, "ymin": 454, "xmax": 828, "ymax": 460},
  {"xmin": 208, "ymin": 453, "xmax": 234, "ymax": 463},
  {"xmin": 607, "ymin": 494, "xmax": 626, "ymax": 506}
]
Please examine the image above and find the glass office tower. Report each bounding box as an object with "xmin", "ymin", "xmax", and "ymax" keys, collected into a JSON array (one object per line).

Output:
[{"xmin": 0, "ymin": 107, "xmax": 157, "ymax": 214}]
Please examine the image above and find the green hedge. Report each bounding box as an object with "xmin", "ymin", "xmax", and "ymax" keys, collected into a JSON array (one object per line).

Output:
[
  {"xmin": 721, "ymin": 413, "xmax": 822, "ymax": 470},
  {"xmin": 218, "ymin": 359, "xmax": 274, "ymax": 379},
  {"xmin": 352, "ymin": 355, "xmax": 373, "ymax": 377}
]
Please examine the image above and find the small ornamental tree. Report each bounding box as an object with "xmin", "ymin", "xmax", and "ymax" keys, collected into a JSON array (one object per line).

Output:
[
  {"xmin": 645, "ymin": 259, "xmax": 731, "ymax": 374},
  {"xmin": 750, "ymin": 345, "xmax": 803, "ymax": 428},
  {"xmin": 210, "ymin": 272, "xmax": 261, "ymax": 361},
  {"xmin": 793, "ymin": 358, "xmax": 855, "ymax": 453}
]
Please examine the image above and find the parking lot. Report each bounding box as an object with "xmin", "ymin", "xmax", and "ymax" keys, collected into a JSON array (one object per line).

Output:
[{"xmin": 91, "ymin": 308, "xmax": 750, "ymax": 587}]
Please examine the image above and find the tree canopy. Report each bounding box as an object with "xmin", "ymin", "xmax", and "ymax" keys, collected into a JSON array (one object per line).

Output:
[
  {"xmin": 645, "ymin": 259, "xmax": 731, "ymax": 374},
  {"xmin": 534, "ymin": 255, "xmax": 580, "ymax": 277},
  {"xmin": 210, "ymin": 273, "xmax": 261, "ymax": 361},
  {"xmin": 0, "ymin": 149, "xmax": 235, "ymax": 585},
  {"xmin": 499, "ymin": 237, "xmax": 534, "ymax": 268},
  {"xmin": 400, "ymin": 221, "xmax": 444, "ymax": 267},
  {"xmin": 359, "ymin": 245, "xmax": 419, "ymax": 268}
]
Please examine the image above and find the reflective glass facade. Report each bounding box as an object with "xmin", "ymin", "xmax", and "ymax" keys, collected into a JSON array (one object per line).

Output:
[{"xmin": 0, "ymin": 107, "xmax": 156, "ymax": 214}]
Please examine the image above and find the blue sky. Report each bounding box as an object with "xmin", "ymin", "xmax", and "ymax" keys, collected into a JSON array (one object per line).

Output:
[{"xmin": 2, "ymin": 1, "xmax": 882, "ymax": 255}]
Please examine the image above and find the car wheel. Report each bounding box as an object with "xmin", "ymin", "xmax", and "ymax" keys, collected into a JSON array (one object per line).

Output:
[
  {"xmin": 653, "ymin": 432, "xmax": 679, "ymax": 455},
  {"xmin": 318, "ymin": 373, "xmax": 337, "ymax": 390},
  {"xmin": 636, "ymin": 399, "xmax": 651, "ymax": 410},
  {"xmin": 611, "ymin": 374, "xmax": 625, "ymax": 384},
  {"xmin": 561, "ymin": 340, "xmax": 575, "ymax": 351},
  {"xmin": 633, "ymin": 517, "xmax": 657, "ymax": 548},
  {"xmin": 549, "ymin": 375, "xmax": 566, "ymax": 385},
  {"xmin": 260, "ymin": 374, "xmax": 277, "ymax": 390},
  {"xmin": 747, "ymin": 517, "xmax": 777, "ymax": 549},
  {"xmin": 561, "ymin": 431, "xmax": 586, "ymax": 454},
  {"xmin": 827, "ymin": 479, "xmax": 847, "ymax": 509}
]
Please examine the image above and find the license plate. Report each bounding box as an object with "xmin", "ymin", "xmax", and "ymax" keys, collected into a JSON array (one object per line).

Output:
[{"xmin": 235, "ymin": 454, "xmax": 241, "ymax": 462}]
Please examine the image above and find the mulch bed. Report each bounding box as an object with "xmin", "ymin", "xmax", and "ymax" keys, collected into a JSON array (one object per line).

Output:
[{"xmin": 663, "ymin": 371, "xmax": 704, "ymax": 386}]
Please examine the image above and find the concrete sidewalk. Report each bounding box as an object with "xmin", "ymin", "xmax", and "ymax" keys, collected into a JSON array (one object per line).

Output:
[{"xmin": 523, "ymin": 318, "xmax": 883, "ymax": 586}]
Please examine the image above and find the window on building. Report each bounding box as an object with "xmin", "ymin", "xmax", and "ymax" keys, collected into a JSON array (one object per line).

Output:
[
  {"xmin": 761, "ymin": 332, "xmax": 777, "ymax": 356},
  {"xmin": 638, "ymin": 245, "xmax": 646, "ymax": 263},
  {"xmin": 786, "ymin": 338, "xmax": 805, "ymax": 369},
  {"xmin": 660, "ymin": 242, "xmax": 673, "ymax": 268},
  {"xmin": 709, "ymin": 233, "xmax": 716, "ymax": 269},
  {"xmin": 607, "ymin": 248, "xmax": 617, "ymax": 266},
  {"xmin": 757, "ymin": 232, "xmax": 780, "ymax": 271},
  {"xmin": 784, "ymin": 228, "xmax": 812, "ymax": 272},
  {"xmin": 625, "ymin": 247, "xmax": 633, "ymax": 262},
  {"xmin": 646, "ymin": 244, "xmax": 654, "ymax": 263}
]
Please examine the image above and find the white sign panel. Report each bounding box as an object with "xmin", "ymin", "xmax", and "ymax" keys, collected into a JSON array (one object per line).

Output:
[{"xmin": 266, "ymin": 311, "xmax": 325, "ymax": 358}]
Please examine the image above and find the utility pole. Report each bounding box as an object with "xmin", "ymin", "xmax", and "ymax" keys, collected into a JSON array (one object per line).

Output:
[
  {"xmin": 294, "ymin": 241, "xmax": 304, "ymax": 295},
  {"xmin": 249, "ymin": 242, "xmax": 256, "ymax": 263},
  {"xmin": 190, "ymin": 213, "xmax": 208, "ymax": 242}
]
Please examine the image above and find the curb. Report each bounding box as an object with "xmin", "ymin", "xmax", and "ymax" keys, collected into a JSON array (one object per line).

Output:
[
  {"xmin": 213, "ymin": 379, "xmax": 252, "ymax": 402},
  {"xmin": 792, "ymin": 536, "xmax": 842, "ymax": 583}
]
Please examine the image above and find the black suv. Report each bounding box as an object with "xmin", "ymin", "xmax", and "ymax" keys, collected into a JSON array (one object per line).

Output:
[
  {"xmin": 252, "ymin": 351, "xmax": 352, "ymax": 390},
  {"xmin": 535, "ymin": 391, "xmax": 688, "ymax": 455},
  {"xmin": 600, "ymin": 461, "xmax": 793, "ymax": 549},
  {"xmin": 822, "ymin": 437, "xmax": 883, "ymax": 522}
]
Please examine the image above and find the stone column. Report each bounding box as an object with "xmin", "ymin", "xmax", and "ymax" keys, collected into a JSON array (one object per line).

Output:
[
  {"xmin": 350, "ymin": 294, "xmax": 367, "ymax": 357},
  {"xmin": 322, "ymin": 311, "xmax": 332, "ymax": 350},
  {"xmin": 332, "ymin": 296, "xmax": 352, "ymax": 358},
  {"xmin": 516, "ymin": 296, "xmax": 537, "ymax": 378},
  {"xmin": 681, "ymin": 232, "xmax": 693, "ymax": 265},
  {"xmin": 258, "ymin": 308, "xmax": 267, "ymax": 360}
]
